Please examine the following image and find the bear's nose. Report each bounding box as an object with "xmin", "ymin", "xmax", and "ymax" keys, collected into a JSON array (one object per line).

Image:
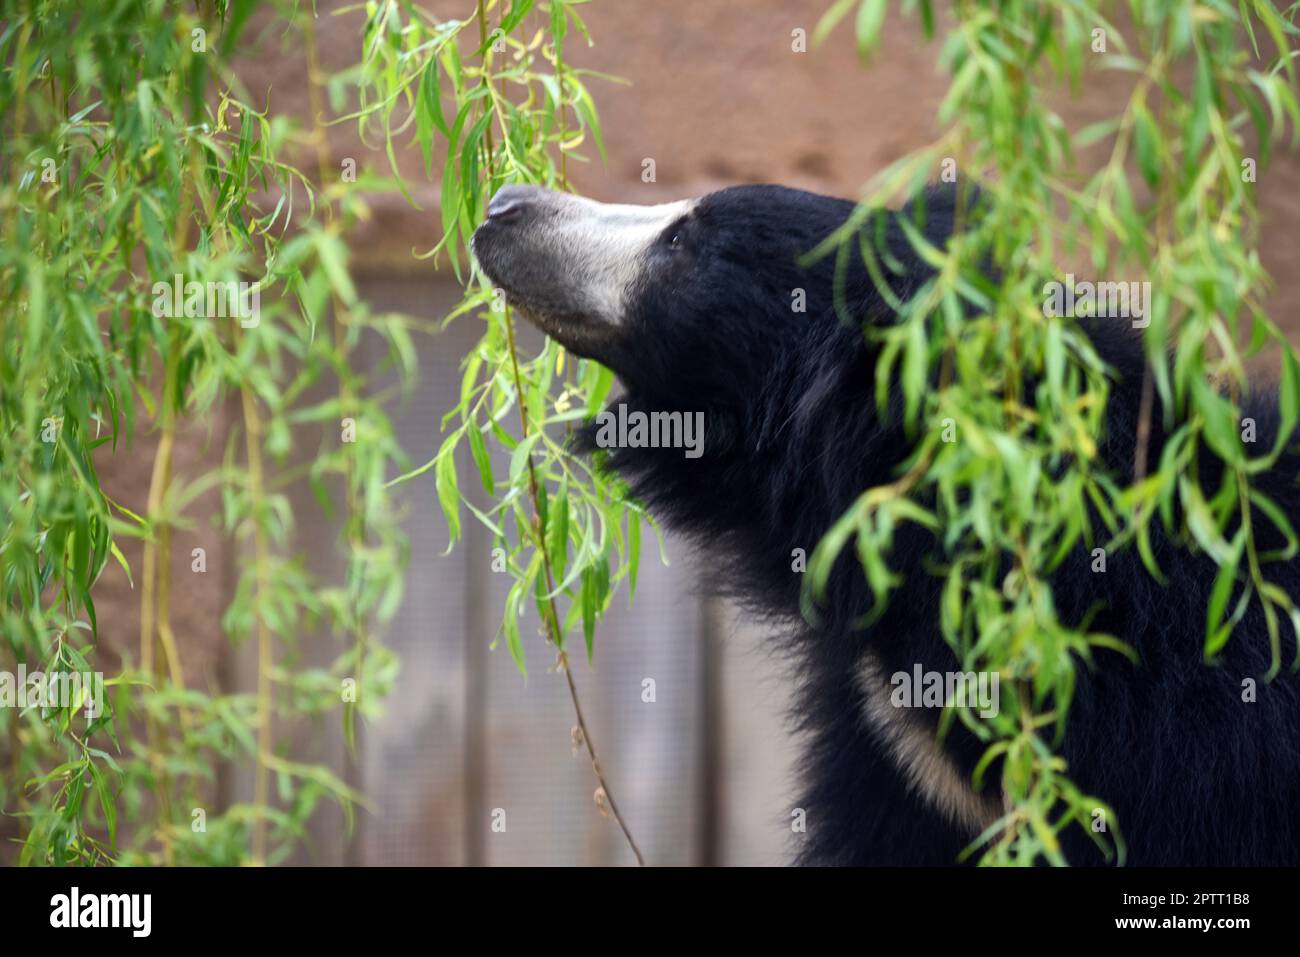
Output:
[{"xmin": 486, "ymin": 184, "xmax": 545, "ymax": 224}]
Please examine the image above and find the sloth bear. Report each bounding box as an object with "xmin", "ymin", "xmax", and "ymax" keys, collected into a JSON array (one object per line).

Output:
[{"xmin": 471, "ymin": 182, "xmax": 1300, "ymax": 866}]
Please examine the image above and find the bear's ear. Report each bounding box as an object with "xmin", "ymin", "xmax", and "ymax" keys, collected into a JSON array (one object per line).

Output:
[
  {"xmin": 773, "ymin": 354, "xmax": 865, "ymax": 451},
  {"xmin": 899, "ymin": 182, "xmax": 983, "ymax": 230}
]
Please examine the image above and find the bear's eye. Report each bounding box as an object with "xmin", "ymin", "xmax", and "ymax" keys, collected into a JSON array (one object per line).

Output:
[{"xmin": 663, "ymin": 217, "xmax": 690, "ymax": 252}]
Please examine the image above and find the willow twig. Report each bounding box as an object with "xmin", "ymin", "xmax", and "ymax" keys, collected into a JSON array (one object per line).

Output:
[{"xmin": 476, "ymin": 0, "xmax": 645, "ymax": 866}]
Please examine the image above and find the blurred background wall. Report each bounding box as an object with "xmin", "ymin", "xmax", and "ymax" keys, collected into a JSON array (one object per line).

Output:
[{"xmin": 81, "ymin": 0, "xmax": 1300, "ymax": 866}]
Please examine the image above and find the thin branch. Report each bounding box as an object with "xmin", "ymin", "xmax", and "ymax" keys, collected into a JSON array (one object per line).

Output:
[
  {"xmin": 302, "ymin": 6, "xmax": 371, "ymax": 754},
  {"xmin": 476, "ymin": 0, "xmax": 645, "ymax": 866}
]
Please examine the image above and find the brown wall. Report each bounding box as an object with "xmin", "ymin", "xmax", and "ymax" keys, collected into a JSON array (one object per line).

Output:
[{"xmin": 284, "ymin": 0, "xmax": 1300, "ymax": 338}]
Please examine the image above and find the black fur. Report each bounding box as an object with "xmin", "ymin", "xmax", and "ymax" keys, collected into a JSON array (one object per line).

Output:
[{"xmin": 551, "ymin": 184, "xmax": 1300, "ymax": 865}]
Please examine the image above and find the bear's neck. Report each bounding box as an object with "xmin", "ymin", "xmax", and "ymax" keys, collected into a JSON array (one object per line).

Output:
[{"xmin": 584, "ymin": 324, "xmax": 907, "ymax": 625}]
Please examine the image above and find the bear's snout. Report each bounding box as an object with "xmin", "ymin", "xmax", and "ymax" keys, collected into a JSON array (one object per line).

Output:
[
  {"xmin": 470, "ymin": 186, "xmax": 567, "ymax": 317},
  {"xmin": 485, "ymin": 184, "xmax": 550, "ymax": 226},
  {"xmin": 471, "ymin": 188, "xmax": 694, "ymax": 360}
]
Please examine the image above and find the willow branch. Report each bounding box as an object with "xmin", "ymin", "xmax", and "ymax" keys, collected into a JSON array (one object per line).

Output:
[{"xmin": 476, "ymin": 0, "xmax": 645, "ymax": 866}]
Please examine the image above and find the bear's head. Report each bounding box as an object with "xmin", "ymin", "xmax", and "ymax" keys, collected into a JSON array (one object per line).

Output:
[
  {"xmin": 470, "ymin": 183, "xmax": 974, "ymax": 581},
  {"xmin": 470, "ymin": 184, "xmax": 933, "ymax": 408}
]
